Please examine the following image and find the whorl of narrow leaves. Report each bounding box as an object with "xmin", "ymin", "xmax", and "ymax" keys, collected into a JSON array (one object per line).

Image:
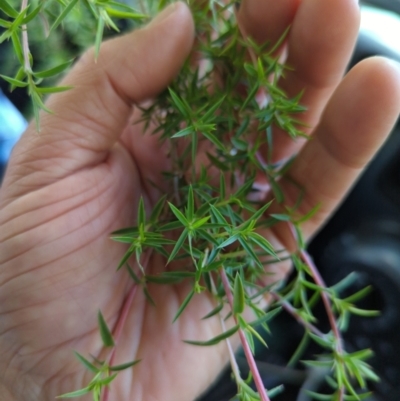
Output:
[
  {"xmin": 1, "ymin": 0, "xmax": 381, "ymax": 400},
  {"xmin": 58, "ymin": 316, "xmax": 141, "ymax": 400}
]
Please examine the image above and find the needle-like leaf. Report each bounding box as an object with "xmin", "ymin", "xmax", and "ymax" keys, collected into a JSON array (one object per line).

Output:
[
  {"xmin": 109, "ymin": 359, "xmax": 141, "ymax": 371},
  {"xmin": 168, "ymin": 203, "xmax": 188, "ymax": 226},
  {"xmin": 74, "ymin": 352, "xmax": 99, "ymax": 373},
  {"xmin": 173, "ymin": 288, "xmax": 195, "ymax": 322},
  {"xmin": 233, "ymin": 273, "xmax": 245, "ymax": 315},
  {"xmin": 184, "ymin": 324, "xmax": 240, "ymax": 346},
  {"xmin": 57, "ymin": 387, "xmax": 91, "ymax": 398},
  {"xmin": 97, "ymin": 311, "xmax": 114, "ymax": 347}
]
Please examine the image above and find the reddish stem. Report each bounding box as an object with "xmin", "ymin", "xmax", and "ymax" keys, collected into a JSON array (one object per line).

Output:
[
  {"xmin": 288, "ymin": 224, "xmax": 344, "ymax": 401},
  {"xmin": 271, "ymin": 292, "xmax": 324, "ymax": 338},
  {"xmin": 250, "ymin": 141, "xmax": 343, "ymax": 401},
  {"xmin": 299, "ymin": 248, "xmax": 342, "ymax": 350},
  {"xmin": 220, "ymin": 269, "xmax": 271, "ymax": 401},
  {"xmin": 102, "ymin": 251, "xmax": 151, "ymax": 401}
]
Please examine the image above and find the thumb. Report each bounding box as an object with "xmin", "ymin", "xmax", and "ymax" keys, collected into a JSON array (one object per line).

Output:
[{"xmin": 3, "ymin": 2, "xmax": 194, "ymax": 192}]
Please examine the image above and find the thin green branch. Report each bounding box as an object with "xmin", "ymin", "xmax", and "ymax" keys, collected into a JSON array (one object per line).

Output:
[{"xmin": 20, "ymin": 0, "xmax": 31, "ymax": 73}]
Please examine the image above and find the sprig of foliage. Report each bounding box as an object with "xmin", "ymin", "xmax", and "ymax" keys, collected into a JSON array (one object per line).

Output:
[
  {"xmin": 58, "ymin": 311, "xmax": 140, "ymax": 401},
  {"xmin": 0, "ymin": 0, "xmax": 147, "ymax": 126},
  {"xmin": 2, "ymin": 1, "xmax": 381, "ymax": 400}
]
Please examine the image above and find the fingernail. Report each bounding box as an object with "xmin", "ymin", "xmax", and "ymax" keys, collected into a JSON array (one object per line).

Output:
[{"xmin": 148, "ymin": 2, "xmax": 179, "ymax": 27}]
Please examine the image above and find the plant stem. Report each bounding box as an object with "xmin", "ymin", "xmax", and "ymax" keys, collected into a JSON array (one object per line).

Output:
[
  {"xmin": 102, "ymin": 250, "xmax": 151, "ymax": 401},
  {"xmin": 248, "ymin": 141, "xmax": 344, "ymax": 399},
  {"xmin": 20, "ymin": 0, "xmax": 32, "ymax": 73},
  {"xmin": 271, "ymin": 292, "xmax": 324, "ymax": 338},
  {"xmin": 220, "ymin": 313, "xmax": 242, "ymax": 383},
  {"xmin": 209, "ymin": 273, "xmax": 242, "ymax": 383},
  {"xmin": 220, "ymin": 268, "xmax": 271, "ymax": 401},
  {"xmin": 288, "ymin": 224, "xmax": 344, "ymax": 401},
  {"xmin": 299, "ymin": 248, "xmax": 342, "ymax": 351}
]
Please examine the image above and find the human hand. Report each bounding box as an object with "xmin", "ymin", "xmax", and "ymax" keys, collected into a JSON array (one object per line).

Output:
[{"xmin": 1, "ymin": 1, "xmax": 400, "ymax": 401}]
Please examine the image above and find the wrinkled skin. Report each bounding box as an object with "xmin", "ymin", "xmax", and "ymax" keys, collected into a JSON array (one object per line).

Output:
[{"xmin": 1, "ymin": 1, "xmax": 400, "ymax": 400}]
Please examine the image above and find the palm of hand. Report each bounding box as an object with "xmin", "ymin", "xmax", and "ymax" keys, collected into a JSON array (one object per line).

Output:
[
  {"xmin": 1, "ymin": 1, "xmax": 400, "ymax": 401},
  {"xmin": 0, "ymin": 107, "xmax": 233, "ymax": 401}
]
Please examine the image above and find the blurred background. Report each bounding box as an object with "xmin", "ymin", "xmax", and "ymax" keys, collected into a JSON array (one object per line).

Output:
[{"xmin": 1, "ymin": 1, "xmax": 400, "ymax": 400}]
